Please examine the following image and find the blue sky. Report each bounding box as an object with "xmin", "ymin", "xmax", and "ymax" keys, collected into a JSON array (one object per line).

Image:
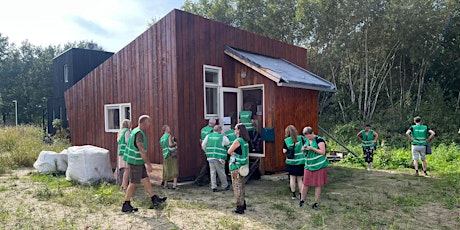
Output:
[{"xmin": 0, "ymin": 0, "xmax": 187, "ymax": 52}]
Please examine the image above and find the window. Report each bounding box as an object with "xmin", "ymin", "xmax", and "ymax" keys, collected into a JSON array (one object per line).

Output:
[
  {"xmin": 104, "ymin": 103, "xmax": 131, "ymax": 132},
  {"xmin": 63, "ymin": 64, "xmax": 69, "ymax": 83},
  {"xmin": 203, "ymin": 65, "xmax": 222, "ymax": 119}
]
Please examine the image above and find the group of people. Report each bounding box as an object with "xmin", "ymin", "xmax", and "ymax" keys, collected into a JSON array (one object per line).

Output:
[
  {"xmin": 282, "ymin": 116, "xmax": 438, "ymax": 210},
  {"xmin": 116, "ymin": 113, "xmax": 438, "ymax": 214},
  {"xmin": 283, "ymin": 125, "xmax": 329, "ymax": 209},
  {"xmin": 200, "ymin": 118, "xmax": 250, "ymax": 214}
]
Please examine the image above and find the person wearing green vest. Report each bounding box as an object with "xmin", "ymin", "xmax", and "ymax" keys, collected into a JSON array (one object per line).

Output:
[
  {"xmin": 356, "ymin": 124, "xmax": 379, "ymax": 171},
  {"xmin": 405, "ymin": 116, "xmax": 435, "ymax": 176},
  {"xmin": 160, "ymin": 125, "xmax": 179, "ymax": 190},
  {"xmin": 283, "ymin": 125, "xmax": 305, "ymax": 200},
  {"xmin": 227, "ymin": 123, "xmax": 250, "ymax": 214},
  {"xmin": 239, "ymin": 102, "xmax": 255, "ymax": 132},
  {"xmin": 201, "ymin": 125, "xmax": 230, "ymax": 192},
  {"xmin": 224, "ymin": 128, "xmax": 237, "ymax": 146},
  {"xmin": 299, "ymin": 126, "xmax": 329, "ymax": 210},
  {"xmin": 121, "ymin": 115, "xmax": 167, "ymax": 213},
  {"xmin": 117, "ymin": 119, "xmax": 131, "ymax": 192},
  {"xmin": 195, "ymin": 118, "xmax": 217, "ymax": 186}
]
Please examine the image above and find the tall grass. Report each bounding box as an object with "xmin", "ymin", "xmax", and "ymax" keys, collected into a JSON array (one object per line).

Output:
[
  {"xmin": 333, "ymin": 140, "xmax": 460, "ymax": 176},
  {"xmin": 0, "ymin": 125, "xmax": 70, "ymax": 174}
]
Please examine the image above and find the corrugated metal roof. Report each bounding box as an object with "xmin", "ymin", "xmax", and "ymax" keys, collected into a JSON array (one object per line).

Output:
[{"xmin": 224, "ymin": 46, "xmax": 336, "ymax": 92}]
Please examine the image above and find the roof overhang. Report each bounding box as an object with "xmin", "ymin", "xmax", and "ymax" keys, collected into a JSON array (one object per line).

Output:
[{"xmin": 224, "ymin": 46, "xmax": 336, "ymax": 92}]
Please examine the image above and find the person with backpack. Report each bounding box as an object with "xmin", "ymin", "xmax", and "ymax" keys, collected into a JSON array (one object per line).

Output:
[
  {"xmin": 357, "ymin": 124, "xmax": 379, "ymax": 171},
  {"xmin": 283, "ymin": 125, "xmax": 305, "ymax": 200},
  {"xmin": 299, "ymin": 126, "xmax": 329, "ymax": 210},
  {"xmin": 405, "ymin": 116, "xmax": 435, "ymax": 176}
]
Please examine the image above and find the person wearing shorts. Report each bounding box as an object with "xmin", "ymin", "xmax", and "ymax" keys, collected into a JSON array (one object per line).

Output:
[
  {"xmin": 121, "ymin": 115, "xmax": 167, "ymax": 213},
  {"xmin": 405, "ymin": 116, "xmax": 435, "ymax": 176}
]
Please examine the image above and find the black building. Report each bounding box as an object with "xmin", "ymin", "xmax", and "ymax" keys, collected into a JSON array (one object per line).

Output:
[{"xmin": 47, "ymin": 48, "xmax": 113, "ymax": 134}]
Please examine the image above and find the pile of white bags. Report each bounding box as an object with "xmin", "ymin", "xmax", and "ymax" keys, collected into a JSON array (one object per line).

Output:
[
  {"xmin": 65, "ymin": 145, "xmax": 114, "ymax": 184},
  {"xmin": 33, "ymin": 150, "xmax": 68, "ymax": 173},
  {"xmin": 34, "ymin": 145, "xmax": 114, "ymax": 184}
]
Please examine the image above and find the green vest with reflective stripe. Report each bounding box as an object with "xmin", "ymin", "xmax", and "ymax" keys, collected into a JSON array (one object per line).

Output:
[
  {"xmin": 285, "ymin": 136, "xmax": 305, "ymax": 165},
  {"xmin": 304, "ymin": 136, "xmax": 329, "ymax": 171},
  {"xmin": 411, "ymin": 125, "xmax": 428, "ymax": 146},
  {"xmin": 123, "ymin": 128, "xmax": 147, "ymax": 165},
  {"xmin": 160, "ymin": 133, "xmax": 176, "ymax": 159},
  {"xmin": 205, "ymin": 132, "xmax": 227, "ymax": 160},
  {"xmin": 229, "ymin": 137, "xmax": 249, "ymax": 171},
  {"xmin": 201, "ymin": 126, "xmax": 213, "ymax": 141},
  {"xmin": 239, "ymin": 110, "xmax": 254, "ymax": 131},
  {"xmin": 225, "ymin": 129, "xmax": 237, "ymax": 146},
  {"xmin": 118, "ymin": 128, "xmax": 129, "ymax": 156},
  {"xmin": 361, "ymin": 130, "xmax": 376, "ymax": 148}
]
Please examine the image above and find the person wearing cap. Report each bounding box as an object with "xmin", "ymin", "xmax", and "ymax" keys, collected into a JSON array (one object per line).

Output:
[
  {"xmin": 195, "ymin": 118, "xmax": 217, "ymax": 186},
  {"xmin": 202, "ymin": 125, "xmax": 230, "ymax": 192}
]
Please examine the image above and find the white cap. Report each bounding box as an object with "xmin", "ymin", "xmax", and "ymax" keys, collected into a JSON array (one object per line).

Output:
[{"xmin": 209, "ymin": 118, "xmax": 216, "ymax": 125}]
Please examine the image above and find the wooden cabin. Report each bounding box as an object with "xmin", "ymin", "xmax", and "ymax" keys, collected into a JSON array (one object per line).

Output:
[
  {"xmin": 64, "ymin": 9, "xmax": 335, "ymax": 178},
  {"xmin": 48, "ymin": 48, "xmax": 113, "ymax": 134}
]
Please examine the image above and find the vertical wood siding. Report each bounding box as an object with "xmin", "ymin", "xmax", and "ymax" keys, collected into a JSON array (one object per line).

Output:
[{"xmin": 65, "ymin": 10, "xmax": 317, "ymax": 177}]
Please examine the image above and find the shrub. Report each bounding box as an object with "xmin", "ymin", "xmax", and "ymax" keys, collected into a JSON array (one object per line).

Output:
[{"xmin": 0, "ymin": 125, "xmax": 70, "ymax": 174}]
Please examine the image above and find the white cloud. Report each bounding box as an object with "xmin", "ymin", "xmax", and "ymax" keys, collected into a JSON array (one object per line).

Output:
[{"xmin": 0, "ymin": 0, "xmax": 186, "ymax": 52}]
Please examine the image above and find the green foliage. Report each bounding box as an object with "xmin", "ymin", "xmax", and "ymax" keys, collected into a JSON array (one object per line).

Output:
[{"xmin": 0, "ymin": 126, "xmax": 70, "ymax": 174}]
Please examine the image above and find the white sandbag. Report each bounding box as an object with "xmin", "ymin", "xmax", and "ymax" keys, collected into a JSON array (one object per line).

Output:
[
  {"xmin": 65, "ymin": 145, "xmax": 114, "ymax": 184},
  {"xmin": 33, "ymin": 150, "xmax": 68, "ymax": 173}
]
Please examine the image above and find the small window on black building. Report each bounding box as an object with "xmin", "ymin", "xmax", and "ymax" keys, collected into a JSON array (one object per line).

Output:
[{"xmin": 64, "ymin": 64, "xmax": 69, "ymax": 83}]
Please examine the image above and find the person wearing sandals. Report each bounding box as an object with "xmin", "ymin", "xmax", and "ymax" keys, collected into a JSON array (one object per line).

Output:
[
  {"xmin": 122, "ymin": 115, "xmax": 167, "ymax": 213},
  {"xmin": 202, "ymin": 125, "xmax": 230, "ymax": 192},
  {"xmin": 227, "ymin": 123, "xmax": 250, "ymax": 214},
  {"xmin": 283, "ymin": 125, "xmax": 305, "ymax": 200},
  {"xmin": 160, "ymin": 125, "xmax": 179, "ymax": 190},
  {"xmin": 299, "ymin": 126, "xmax": 329, "ymax": 210},
  {"xmin": 117, "ymin": 119, "xmax": 131, "ymax": 192}
]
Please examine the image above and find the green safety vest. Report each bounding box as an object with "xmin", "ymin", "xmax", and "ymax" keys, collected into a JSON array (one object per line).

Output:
[
  {"xmin": 160, "ymin": 133, "xmax": 176, "ymax": 159},
  {"xmin": 361, "ymin": 130, "xmax": 376, "ymax": 148},
  {"xmin": 123, "ymin": 127, "xmax": 147, "ymax": 165},
  {"xmin": 239, "ymin": 110, "xmax": 254, "ymax": 131},
  {"xmin": 284, "ymin": 136, "xmax": 306, "ymax": 165},
  {"xmin": 205, "ymin": 132, "xmax": 227, "ymax": 160},
  {"xmin": 225, "ymin": 129, "xmax": 237, "ymax": 145},
  {"xmin": 229, "ymin": 137, "xmax": 249, "ymax": 171},
  {"xmin": 201, "ymin": 126, "xmax": 213, "ymax": 141},
  {"xmin": 411, "ymin": 125, "xmax": 428, "ymax": 146},
  {"xmin": 117, "ymin": 128, "xmax": 129, "ymax": 156},
  {"xmin": 304, "ymin": 136, "xmax": 329, "ymax": 171}
]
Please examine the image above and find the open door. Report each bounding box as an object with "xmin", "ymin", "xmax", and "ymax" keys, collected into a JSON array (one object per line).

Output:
[
  {"xmin": 219, "ymin": 87, "xmax": 241, "ymax": 131},
  {"xmin": 240, "ymin": 85, "xmax": 264, "ymax": 157}
]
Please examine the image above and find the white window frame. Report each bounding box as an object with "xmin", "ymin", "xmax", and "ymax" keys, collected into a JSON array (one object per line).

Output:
[
  {"xmin": 203, "ymin": 65, "xmax": 222, "ymax": 119},
  {"xmin": 63, "ymin": 64, "xmax": 69, "ymax": 83},
  {"xmin": 104, "ymin": 103, "xmax": 131, "ymax": 132}
]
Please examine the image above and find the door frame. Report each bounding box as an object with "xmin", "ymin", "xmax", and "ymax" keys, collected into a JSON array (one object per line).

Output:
[
  {"xmin": 219, "ymin": 87, "xmax": 241, "ymax": 126},
  {"xmin": 239, "ymin": 84, "xmax": 265, "ymax": 157}
]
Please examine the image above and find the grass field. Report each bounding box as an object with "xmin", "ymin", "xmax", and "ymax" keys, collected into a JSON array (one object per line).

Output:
[{"xmin": 0, "ymin": 126, "xmax": 459, "ymax": 229}]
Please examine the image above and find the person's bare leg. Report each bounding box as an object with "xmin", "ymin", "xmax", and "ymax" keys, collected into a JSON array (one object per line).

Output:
[
  {"xmin": 141, "ymin": 177, "xmax": 154, "ymax": 197},
  {"xmin": 124, "ymin": 183, "xmax": 136, "ymax": 201},
  {"xmin": 314, "ymin": 186, "xmax": 322, "ymax": 203},
  {"xmin": 122, "ymin": 168, "xmax": 129, "ymax": 190}
]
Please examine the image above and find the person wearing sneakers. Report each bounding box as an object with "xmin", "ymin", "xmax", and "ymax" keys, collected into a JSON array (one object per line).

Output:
[
  {"xmin": 357, "ymin": 124, "xmax": 379, "ymax": 171},
  {"xmin": 405, "ymin": 116, "xmax": 435, "ymax": 176},
  {"xmin": 160, "ymin": 125, "xmax": 179, "ymax": 190},
  {"xmin": 121, "ymin": 115, "xmax": 166, "ymax": 213},
  {"xmin": 299, "ymin": 126, "xmax": 329, "ymax": 210},
  {"xmin": 202, "ymin": 125, "xmax": 230, "ymax": 192},
  {"xmin": 282, "ymin": 125, "xmax": 305, "ymax": 200}
]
